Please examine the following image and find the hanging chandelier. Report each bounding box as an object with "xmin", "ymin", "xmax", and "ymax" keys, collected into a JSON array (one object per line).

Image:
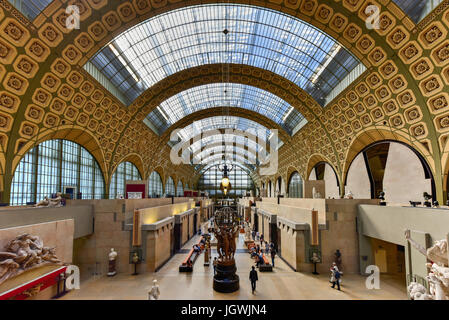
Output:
[{"xmin": 219, "ymin": 162, "xmax": 233, "ymax": 195}]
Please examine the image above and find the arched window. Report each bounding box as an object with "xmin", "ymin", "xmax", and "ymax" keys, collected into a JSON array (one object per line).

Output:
[
  {"xmin": 10, "ymin": 139, "xmax": 105, "ymax": 205},
  {"xmin": 345, "ymin": 141, "xmax": 434, "ymax": 203},
  {"xmin": 148, "ymin": 171, "xmax": 163, "ymax": 198},
  {"xmin": 268, "ymin": 181, "xmax": 272, "ymax": 197},
  {"xmin": 309, "ymin": 162, "xmax": 340, "ymax": 199},
  {"xmin": 177, "ymin": 180, "xmax": 184, "ymax": 197},
  {"xmin": 165, "ymin": 177, "xmax": 175, "ymax": 196},
  {"xmin": 198, "ymin": 164, "xmax": 255, "ymax": 196},
  {"xmin": 288, "ymin": 172, "xmax": 303, "ymax": 198},
  {"xmin": 109, "ymin": 162, "xmax": 142, "ymax": 199}
]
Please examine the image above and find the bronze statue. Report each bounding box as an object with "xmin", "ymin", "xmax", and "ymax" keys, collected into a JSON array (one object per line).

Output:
[{"xmin": 213, "ymin": 207, "xmax": 240, "ymax": 292}]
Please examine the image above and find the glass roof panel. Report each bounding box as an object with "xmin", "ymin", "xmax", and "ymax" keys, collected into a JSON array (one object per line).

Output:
[
  {"xmin": 88, "ymin": 3, "xmax": 363, "ymax": 106},
  {"xmin": 177, "ymin": 116, "xmax": 273, "ymax": 143},
  {"xmin": 195, "ymin": 146, "xmax": 258, "ymax": 164},
  {"xmin": 392, "ymin": 0, "xmax": 442, "ymax": 23},
  {"xmin": 183, "ymin": 131, "xmax": 272, "ymax": 166},
  {"xmin": 11, "ymin": 0, "xmax": 53, "ymax": 21},
  {"xmin": 199, "ymin": 153, "xmax": 255, "ymax": 168},
  {"xmin": 199, "ymin": 161, "xmax": 254, "ymax": 175},
  {"xmin": 146, "ymin": 83, "xmax": 303, "ymax": 135}
]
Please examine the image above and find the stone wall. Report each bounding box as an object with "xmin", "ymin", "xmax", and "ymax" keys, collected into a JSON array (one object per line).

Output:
[
  {"xmin": 250, "ymin": 198, "xmax": 378, "ymax": 274},
  {"xmin": 144, "ymin": 219, "xmax": 174, "ymax": 272},
  {"xmin": 72, "ymin": 199, "xmax": 195, "ymax": 281}
]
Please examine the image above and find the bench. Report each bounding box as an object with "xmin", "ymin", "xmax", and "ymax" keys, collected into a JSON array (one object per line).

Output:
[{"xmin": 179, "ymin": 237, "xmax": 204, "ymax": 272}]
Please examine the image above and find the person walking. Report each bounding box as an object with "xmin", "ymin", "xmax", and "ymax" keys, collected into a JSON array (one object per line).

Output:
[
  {"xmin": 249, "ymin": 266, "xmax": 258, "ymax": 294},
  {"xmin": 270, "ymin": 247, "xmax": 276, "ymax": 267},
  {"xmin": 260, "ymin": 234, "xmax": 264, "ymax": 243},
  {"xmin": 265, "ymin": 241, "xmax": 269, "ymax": 254},
  {"xmin": 255, "ymin": 231, "xmax": 260, "ymax": 242},
  {"xmin": 330, "ymin": 262, "xmax": 341, "ymax": 291}
]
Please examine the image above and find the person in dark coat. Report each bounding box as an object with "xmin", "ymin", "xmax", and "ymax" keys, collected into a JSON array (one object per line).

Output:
[
  {"xmin": 270, "ymin": 248, "xmax": 276, "ymax": 267},
  {"xmin": 249, "ymin": 266, "xmax": 258, "ymax": 294}
]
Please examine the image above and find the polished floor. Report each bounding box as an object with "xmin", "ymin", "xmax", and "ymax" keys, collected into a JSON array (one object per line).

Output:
[{"xmin": 61, "ymin": 230, "xmax": 407, "ymax": 300}]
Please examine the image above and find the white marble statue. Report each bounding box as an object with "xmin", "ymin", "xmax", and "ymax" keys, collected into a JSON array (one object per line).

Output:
[
  {"xmin": 407, "ymin": 282, "xmax": 432, "ymax": 300},
  {"xmin": 405, "ymin": 229, "xmax": 449, "ymax": 300},
  {"xmin": 245, "ymin": 224, "xmax": 251, "ymax": 241},
  {"xmin": 311, "ymin": 252, "xmax": 321, "ymax": 263},
  {"xmin": 48, "ymin": 193, "xmax": 63, "ymax": 207},
  {"xmin": 34, "ymin": 196, "xmax": 50, "ymax": 207},
  {"xmin": 148, "ymin": 279, "xmax": 160, "ymax": 300},
  {"xmin": 35, "ymin": 193, "xmax": 63, "ymax": 207},
  {"xmin": 108, "ymin": 248, "xmax": 117, "ymax": 276}
]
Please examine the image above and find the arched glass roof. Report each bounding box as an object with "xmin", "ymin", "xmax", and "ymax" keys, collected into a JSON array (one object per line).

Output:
[
  {"xmin": 187, "ymin": 133, "xmax": 265, "ymax": 154},
  {"xmin": 199, "ymin": 161, "xmax": 254, "ymax": 175},
  {"xmin": 174, "ymin": 116, "xmax": 274, "ymax": 143},
  {"xmin": 199, "ymin": 153, "xmax": 255, "ymax": 168},
  {"xmin": 88, "ymin": 3, "xmax": 363, "ymax": 107},
  {"xmin": 195, "ymin": 146, "xmax": 258, "ymax": 164},
  {"xmin": 146, "ymin": 83, "xmax": 303, "ymax": 135}
]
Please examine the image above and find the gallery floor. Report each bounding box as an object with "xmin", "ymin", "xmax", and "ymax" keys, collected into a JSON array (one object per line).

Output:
[{"xmin": 61, "ymin": 232, "xmax": 407, "ymax": 300}]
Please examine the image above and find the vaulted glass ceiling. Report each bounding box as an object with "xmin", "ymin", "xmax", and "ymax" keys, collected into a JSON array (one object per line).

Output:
[
  {"xmin": 199, "ymin": 153, "xmax": 255, "ymax": 167},
  {"xmin": 190, "ymin": 139, "xmax": 275, "ymax": 172},
  {"xmin": 173, "ymin": 116, "xmax": 277, "ymax": 166},
  {"xmin": 174, "ymin": 116, "xmax": 273, "ymax": 143},
  {"xmin": 88, "ymin": 3, "xmax": 362, "ymax": 107},
  {"xmin": 195, "ymin": 146, "xmax": 257, "ymax": 164},
  {"xmin": 146, "ymin": 84, "xmax": 302, "ymax": 136},
  {"xmin": 187, "ymin": 133, "xmax": 266, "ymax": 158},
  {"xmin": 199, "ymin": 161, "xmax": 253, "ymax": 175}
]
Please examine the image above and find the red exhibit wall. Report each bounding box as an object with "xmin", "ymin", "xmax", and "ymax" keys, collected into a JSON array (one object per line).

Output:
[
  {"xmin": 183, "ymin": 190, "xmax": 198, "ymax": 197},
  {"xmin": 125, "ymin": 184, "xmax": 146, "ymax": 199}
]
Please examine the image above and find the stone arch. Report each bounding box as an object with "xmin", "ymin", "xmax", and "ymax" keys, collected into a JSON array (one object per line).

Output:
[
  {"xmin": 342, "ymin": 127, "xmax": 441, "ymax": 201},
  {"xmin": 111, "ymin": 153, "xmax": 145, "ymax": 181},
  {"xmin": 10, "ymin": 126, "xmax": 107, "ymax": 183},
  {"xmin": 306, "ymin": 153, "xmax": 340, "ymax": 183},
  {"xmin": 342, "ymin": 127, "xmax": 435, "ymax": 187},
  {"xmin": 4, "ymin": 0, "xmax": 441, "ymax": 193},
  {"xmin": 160, "ymin": 107, "xmax": 290, "ymax": 142},
  {"xmin": 5, "ymin": 126, "xmax": 107, "ymax": 203}
]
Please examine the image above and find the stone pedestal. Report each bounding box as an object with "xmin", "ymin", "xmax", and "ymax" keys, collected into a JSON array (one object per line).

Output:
[
  {"xmin": 213, "ymin": 263, "xmax": 239, "ymax": 293},
  {"xmin": 108, "ymin": 260, "xmax": 116, "ymax": 276}
]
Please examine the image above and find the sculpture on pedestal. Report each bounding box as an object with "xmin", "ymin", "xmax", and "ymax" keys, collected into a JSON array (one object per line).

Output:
[
  {"xmin": 131, "ymin": 252, "xmax": 140, "ymax": 275},
  {"xmin": 310, "ymin": 251, "xmax": 321, "ymax": 275},
  {"xmin": 405, "ymin": 229, "xmax": 449, "ymax": 300},
  {"xmin": 0, "ymin": 234, "xmax": 62, "ymax": 284},
  {"xmin": 213, "ymin": 207, "xmax": 240, "ymax": 293},
  {"xmin": 108, "ymin": 248, "xmax": 117, "ymax": 277},
  {"xmin": 148, "ymin": 279, "xmax": 160, "ymax": 300}
]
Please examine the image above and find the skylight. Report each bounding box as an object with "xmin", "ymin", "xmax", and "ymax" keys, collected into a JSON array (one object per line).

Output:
[
  {"xmin": 88, "ymin": 4, "xmax": 362, "ymax": 106},
  {"xmin": 10, "ymin": 0, "xmax": 52, "ymax": 21},
  {"xmin": 392, "ymin": 0, "xmax": 443, "ymax": 23},
  {"xmin": 146, "ymin": 83, "xmax": 303, "ymax": 135}
]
